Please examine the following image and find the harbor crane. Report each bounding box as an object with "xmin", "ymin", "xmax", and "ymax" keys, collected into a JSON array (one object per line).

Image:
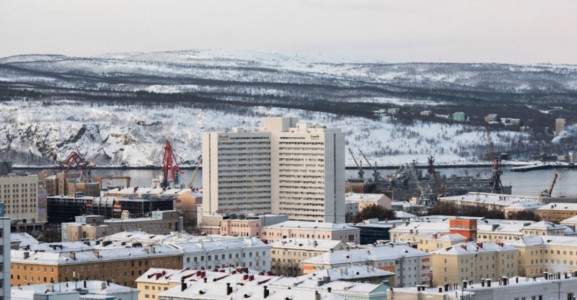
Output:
[
  {"xmin": 427, "ymin": 155, "xmax": 441, "ymax": 196},
  {"xmin": 359, "ymin": 150, "xmax": 381, "ymax": 182},
  {"xmin": 54, "ymin": 151, "xmax": 95, "ymax": 179},
  {"xmin": 485, "ymin": 126, "xmax": 504, "ymax": 193},
  {"xmin": 160, "ymin": 140, "xmax": 184, "ymax": 188},
  {"xmin": 187, "ymin": 155, "xmax": 202, "ymax": 190},
  {"xmin": 541, "ymin": 172, "xmax": 560, "ymax": 197},
  {"xmin": 348, "ymin": 148, "xmax": 364, "ymax": 180}
]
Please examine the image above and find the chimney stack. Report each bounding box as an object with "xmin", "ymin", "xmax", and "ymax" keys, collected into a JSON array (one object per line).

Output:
[
  {"xmin": 263, "ymin": 286, "xmax": 269, "ymax": 298},
  {"xmin": 181, "ymin": 278, "xmax": 186, "ymax": 291},
  {"xmin": 227, "ymin": 283, "xmax": 233, "ymax": 296},
  {"xmin": 487, "ymin": 279, "xmax": 491, "ymax": 287}
]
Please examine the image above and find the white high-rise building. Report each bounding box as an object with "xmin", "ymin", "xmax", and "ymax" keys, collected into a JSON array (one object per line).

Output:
[{"xmin": 202, "ymin": 117, "xmax": 345, "ymax": 223}]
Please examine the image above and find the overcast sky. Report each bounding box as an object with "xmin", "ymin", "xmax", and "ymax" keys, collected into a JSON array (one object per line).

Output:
[{"xmin": 1, "ymin": 0, "xmax": 576, "ymax": 64}]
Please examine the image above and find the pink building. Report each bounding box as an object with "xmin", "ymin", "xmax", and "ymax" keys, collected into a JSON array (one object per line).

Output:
[
  {"xmin": 260, "ymin": 221, "xmax": 360, "ymax": 244},
  {"xmin": 219, "ymin": 219, "xmax": 262, "ymax": 237}
]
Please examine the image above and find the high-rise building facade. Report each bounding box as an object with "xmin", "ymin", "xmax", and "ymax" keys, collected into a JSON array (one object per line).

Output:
[
  {"xmin": 202, "ymin": 117, "xmax": 345, "ymax": 223},
  {"xmin": 0, "ymin": 173, "xmax": 39, "ymax": 224},
  {"xmin": 0, "ymin": 216, "xmax": 10, "ymax": 300}
]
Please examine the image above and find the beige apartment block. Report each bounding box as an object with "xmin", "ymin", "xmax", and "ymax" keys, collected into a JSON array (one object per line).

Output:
[
  {"xmin": 507, "ymin": 235, "xmax": 577, "ymax": 277},
  {"xmin": 431, "ymin": 241, "xmax": 519, "ymax": 287},
  {"xmin": 395, "ymin": 233, "xmax": 467, "ymax": 253},
  {"xmin": 536, "ymin": 203, "xmax": 577, "ymax": 223},
  {"xmin": 202, "ymin": 117, "xmax": 345, "ymax": 223},
  {"xmin": 0, "ymin": 173, "xmax": 39, "ymax": 223},
  {"xmin": 345, "ymin": 192, "xmax": 392, "ymax": 217},
  {"xmin": 270, "ymin": 238, "xmax": 349, "ymax": 276},
  {"xmin": 260, "ymin": 221, "xmax": 360, "ymax": 244},
  {"xmin": 61, "ymin": 210, "xmax": 180, "ymax": 242}
]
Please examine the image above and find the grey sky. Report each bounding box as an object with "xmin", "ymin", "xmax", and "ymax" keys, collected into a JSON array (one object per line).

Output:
[{"xmin": 1, "ymin": 0, "xmax": 576, "ymax": 64}]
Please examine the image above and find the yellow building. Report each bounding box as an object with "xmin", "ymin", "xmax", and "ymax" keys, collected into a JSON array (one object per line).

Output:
[
  {"xmin": 395, "ymin": 233, "xmax": 467, "ymax": 253},
  {"xmin": 431, "ymin": 241, "xmax": 518, "ymax": 287},
  {"xmin": 536, "ymin": 203, "xmax": 577, "ymax": 223},
  {"xmin": 11, "ymin": 243, "xmax": 183, "ymax": 287},
  {"xmin": 270, "ymin": 238, "xmax": 349, "ymax": 276},
  {"xmin": 506, "ymin": 235, "xmax": 577, "ymax": 277}
]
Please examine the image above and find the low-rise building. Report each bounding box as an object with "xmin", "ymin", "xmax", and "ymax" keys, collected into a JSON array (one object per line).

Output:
[
  {"xmin": 431, "ymin": 241, "xmax": 519, "ymax": 287},
  {"xmin": 11, "ymin": 280, "xmax": 139, "ymax": 300},
  {"xmin": 61, "ymin": 210, "xmax": 180, "ymax": 242},
  {"xmin": 536, "ymin": 203, "xmax": 577, "ymax": 222},
  {"xmin": 11, "ymin": 243, "xmax": 183, "ymax": 287},
  {"xmin": 507, "ymin": 235, "xmax": 577, "ymax": 277},
  {"xmin": 439, "ymin": 193, "xmax": 541, "ymax": 213},
  {"xmin": 301, "ymin": 244, "xmax": 431, "ymax": 287},
  {"xmin": 345, "ymin": 192, "xmax": 392, "ymax": 217},
  {"xmin": 270, "ymin": 238, "xmax": 348, "ymax": 276},
  {"xmin": 260, "ymin": 221, "xmax": 360, "ymax": 244},
  {"xmin": 103, "ymin": 231, "xmax": 271, "ymax": 272},
  {"xmin": 388, "ymin": 275, "xmax": 577, "ymax": 300},
  {"xmin": 396, "ymin": 232, "xmax": 467, "ymax": 253}
]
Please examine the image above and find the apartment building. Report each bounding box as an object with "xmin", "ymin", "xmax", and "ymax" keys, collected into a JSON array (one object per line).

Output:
[
  {"xmin": 61, "ymin": 210, "xmax": 180, "ymax": 242},
  {"xmin": 536, "ymin": 203, "xmax": 577, "ymax": 222},
  {"xmin": 270, "ymin": 238, "xmax": 348, "ymax": 276},
  {"xmin": 11, "ymin": 280, "xmax": 138, "ymax": 300},
  {"xmin": 11, "ymin": 243, "xmax": 183, "ymax": 287},
  {"xmin": 389, "ymin": 275, "xmax": 577, "ymax": 300},
  {"xmin": 103, "ymin": 231, "xmax": 271, "ymax": 272},
  {"xmin": 395, "ymin": 233, "xmax": 467, "ymax": 253},
  {"xmin": 301, "ymin": 244, "xmax": 431, "ymax": 287},
  {"xmin": 0, "ymin": 173, "xmax": 40, "ymax": 224},
  {"xmin": 507, "ymin": 235, "xmax": 577, "ymax": 277},
  {"xmin": 260, "ymin": 220, "xmax": 360, "ymax": 244},
  {"xmin": 345, "ymin": 192, "xmax": 392, "ymax": 217},
  {"xmin": 431, "ymin": 241, "xmax": 519, "ymax": 287},
  {"xmin": 139, "ymin": 267, "xmax": 389, "ymax": 300},
  {"xmin": 202, "ymin": 117, "xmax": 345, "ymax": 223}
]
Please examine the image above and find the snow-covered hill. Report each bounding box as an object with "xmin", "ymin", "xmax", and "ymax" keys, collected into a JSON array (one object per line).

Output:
[
  {"xmin": 0, "ymin": 99, "xmax": 525, "ymax": 167},
  {"xmin": 1, "ymin": 50, "xmax": 574, "ymax": 167}
]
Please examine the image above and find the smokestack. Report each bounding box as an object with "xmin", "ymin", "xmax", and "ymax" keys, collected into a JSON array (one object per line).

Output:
[
  {"xmin": 516, "ymin": 277, "xmax": 519, "ymax": 283},
  {"xmin": 181, "ymin": 278, "xmax": 186, "ymax": 291},
  {"xmin": 487, "ymin": 279, "xmax": 491, "ymax": 287},
  {"xmin": 227, "ymin": 283, "xmax": 233, "ymax": 296},
  {"xmin": 462, "ymin": 280, "xmax": 468, "ymax": 289},
  {"xmin": 83, "ymin": 280, "xmax": 87, "ymax": 288},
  {"xmin": 438, "ymin": 287, "xmax": 443, "ymax": 293},
  {"xmin": 502, "ymin": 277, "xmax": 508, "ymax": 286},
  {"xmin": 444, "ymin": 283, "xmax": 449, "ymax": 292},
  {"xmin": 263, "ymin": 286, "xmax": 269, "ymax": 298},
  {"xmin": 544, "ymin": 272, "xmax": 549, "ymax": 280},
  {"xmin": 481, "ymin": 279, "xmax": 485, "ymax": 287}
]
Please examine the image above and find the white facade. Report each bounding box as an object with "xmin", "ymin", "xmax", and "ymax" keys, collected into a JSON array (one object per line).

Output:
[
  {"xmin": 202, "ymin": 117, "xmax": 345, "ymax": 223},
  {"xmin": 0, "ymin": 174, "xmax": 39, "ymax": 223},
  {"xmin": 1, "ymin": 217, "xmax": 10, "ymax": 300},
  {"xmin": 11, "ymin": 280, "xmax": 138, "ymax": 300}
]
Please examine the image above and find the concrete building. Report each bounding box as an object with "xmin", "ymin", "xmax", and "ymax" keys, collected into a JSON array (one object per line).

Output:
[
  {"xmin": 270, "ymin": 238, "xmax": 349, "ymax": 276},
  {"xmin": 202, "ymin": 117, "xmax": 345, "ymax": 223},
  {"xmin": 139, "ymin": 267, "xmax": 388, "ymax": 300},
  {"xmin": 0, "ymin": 173, "xmax": 41, "ymax": 227},
  {"xmin": 1, "ymin": 216, "xmax": 11, "ymax": 300},
  {"xmin": 11, "ymin": 280, "xmax": 139, "ymax": 300},
  {"xmin": 506, "ymin": 235, "xmax": 577, "ymax": 277},
  {"xmin": 439, "ymin": 193, "xmax": 542, "ymax": 214},
  {"xmin": 301, "ymin": 244, "xmax": 431, "ymax": 287},
  {"xmin": 10, "ymin": 242, "xmax": 183, "ymax": 287},
  {"xmin": 536, "ymin": 202, "xmax": 577, "ymax": 222},
  {"xmin": 260, "ymin": 221, "xmax": 360, "ymax": 244},
  {"xmin": 556, "ymin": 117, "xmax": 566, "ymax": 136},
  {"xmin": 396, "ymin": 232, "xmax": 467, "ymax": 253},
  {"xmin": 345, "ymin": 192, "xmax": 392, "ymax": 217},
  {"xmin": 61, "ymin": 210, "xmax": 180, "ymax": 242},
  {"xmin": 199, "ymin": 214, "xmax": 288, "ymax": 237},
  {"xmin": 388, "ymin": 275, "xmax": 577, "ymax": 300},
  {"xmin": 102, "ymin": 231, "xmax": 271, "ymax": 272},
  {"xmin": 430, "ymin": 241, "xmax": 519, "ymax": 287}
]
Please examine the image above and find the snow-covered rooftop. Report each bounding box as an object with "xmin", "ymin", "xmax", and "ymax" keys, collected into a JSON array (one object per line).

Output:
[
  {"xmin": 271, "ymin": 239, "xmax": 345, "ymax": 251},
  {"xmin": 537, "ymin": 203, "xmax": 577, "ymax": 211},
  {"xmin": 345, "ymin": 192, "xmax": 387, "ymax": 203},
  {"xmin": 11, "ymin": 280, "xmax": 138, "ymax": 300},
  {"xmin": 440, "ymin": 192, "xmax": 541, "ymax": 207},
  {"xmin": 302, "ymin": 244, "xmax": 428, "ymax": 266},
  {"xmin": 263, "ymin": 221, "xmax": 358, "ymax": 231},
  {"xmin": 433, "ymin": 241, "xmax": 517, "ymax": 255}
]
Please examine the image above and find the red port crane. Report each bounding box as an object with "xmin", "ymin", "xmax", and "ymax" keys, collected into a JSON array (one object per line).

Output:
[
  {"xmin": 161, "ymin": 140, "xmax": 184, "ymax": 188},
  {"xmin": 485, "ymin": 126, "xmax": 504, "ymax": 193},
  {"xmin": 54, "ymin": 151, "xmax": 95, "ymax": 179}
]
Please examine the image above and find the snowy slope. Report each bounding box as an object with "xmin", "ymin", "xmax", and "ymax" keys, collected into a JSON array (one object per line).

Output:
[{"xmin": 0, "ymin": 100, "xmax": 525, "ymax": 167}]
